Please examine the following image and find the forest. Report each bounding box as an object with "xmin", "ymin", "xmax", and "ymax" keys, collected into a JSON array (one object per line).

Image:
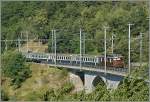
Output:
[
  {"xmin": 2, "ymin": 1, "xmax": 149, "ymax": 62},
  {"xmin": 1, "ymin": 1, "xmax": 149, "ymax": 101}
]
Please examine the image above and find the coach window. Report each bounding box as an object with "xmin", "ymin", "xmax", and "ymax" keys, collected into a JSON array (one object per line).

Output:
[
  {"xmin": 89, "ymin": 58, "xmax": 91, "ymax": 62},
  {"xmin": 88, "ymin": 58, "xmax": 90, "ymax": 61},
  {"xmin": 77, "ymin": 57, "xmax": 79, "ymax": 61},
  {"xmin": 66, "ymin": 56, "xmax": 67, "ymax": 60},
  {"xmin": 110, "ymin": 58, "xmax": 112, "ymax": 62},
  {"xmin": 63, "ymin": 56, "xmax": 65, "ymax": 60}
]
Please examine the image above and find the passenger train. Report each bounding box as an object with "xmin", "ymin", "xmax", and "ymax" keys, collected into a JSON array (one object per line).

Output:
[{"xmin": 24, "ymin": 52, "xmax": 125, "ymax": 68}]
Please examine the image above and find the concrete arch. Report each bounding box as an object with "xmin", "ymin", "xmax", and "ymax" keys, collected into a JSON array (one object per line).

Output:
[
  {"xmin": 75, "ymin": 71, "xmax": 84, "ymax": 85},
  {"xmin": 84, "ymin": 72, "xmax": 124, "ymax": 93},
  {"xmin": 69, "ymin": 71, "xmax": 84, "ymax": 93},
  {"xmin": 92, "ymin": 76, "xmax": 105, "ymax": 87}
]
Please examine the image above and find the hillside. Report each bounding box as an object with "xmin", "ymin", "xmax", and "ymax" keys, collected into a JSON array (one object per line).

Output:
[
  {"xmin": 2, "ymin": 63, "xmax": 69, "ymax": 101},
  {"xmin": 1, "ymin": 1, "xmax": 149, "ymax": 101},
  {"xmin": 2, "ymin": 1, "xmax": 149, "ymax": 64},
  {"xmin": 20, "ymin": 40, "xmax": 48, "ymax": 53}
]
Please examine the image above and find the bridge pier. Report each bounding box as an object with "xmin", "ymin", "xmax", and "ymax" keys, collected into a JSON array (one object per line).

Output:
[
  {"xmin": 84, "ymin": 72, "xmax": 96, "ymax": 93},
  {"xmin": 69, "ymin": 71, "xmax": 84, "ymax": 93},
  {"xmin": 100, "ymin": 74, "xmax": 123, "ymax": 89},
  {"xmin": 84, "ymin": 72, "xmax": 124, "ymax": 93}
]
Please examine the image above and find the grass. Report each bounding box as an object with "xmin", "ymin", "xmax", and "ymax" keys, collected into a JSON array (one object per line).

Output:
[
  {"xmin": 2, "ymin": 41, "xmax": 72, "ymax": 101},
  {"xmin": 2, "ymin": 63, "xmax": 69, "ymax": 101}
]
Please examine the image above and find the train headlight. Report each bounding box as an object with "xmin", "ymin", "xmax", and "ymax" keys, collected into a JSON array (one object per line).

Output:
[{"xmin": 117, "ymin": 58, "xmax": 120, "ymax": 60}]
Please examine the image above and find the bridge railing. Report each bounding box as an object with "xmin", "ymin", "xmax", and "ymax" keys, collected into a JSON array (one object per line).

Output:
[{"xmin": 22, "ymin": 52, "xmax": 128, "ymax": 74}]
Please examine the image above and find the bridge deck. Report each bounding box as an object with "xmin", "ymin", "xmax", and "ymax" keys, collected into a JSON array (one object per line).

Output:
[
  {"xmin": 23, "ymin": 52, "xmax": 128, "ymax": 76},
  {"xmin": 46, "ymin": 64, "xmax": 127, "ymax": 76}
]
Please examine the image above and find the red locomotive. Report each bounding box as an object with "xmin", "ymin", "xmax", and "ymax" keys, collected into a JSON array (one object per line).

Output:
[{"xmin": 99, "ymin": 54, "xmax": 124, "ymax": 68}]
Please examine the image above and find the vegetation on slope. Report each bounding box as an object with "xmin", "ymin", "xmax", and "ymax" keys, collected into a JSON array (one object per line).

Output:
[
  {"xmin": 1, "ymin": 1, "xmax": 149, "ymax": 101},
  {"xmin": 37, "ymin": 77, "xmax": 149, "ymax": 101},
  {"xmin": 1, "ymin": 51, "xmax": 149, "ymax": 101},
  {"xmin": 1, "ymin": 55, "xmax": 69, "ymax": 101},
  {"xmin": 1, "ymin": 51, "xmax": 31, "ymax": 89},
  {"xmin": 1, "ymin": 1, "xmax": 149, "ymax": 63}
]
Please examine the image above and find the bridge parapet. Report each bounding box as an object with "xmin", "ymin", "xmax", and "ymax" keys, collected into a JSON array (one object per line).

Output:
[{"xmin": 22, "ymin": 52, "xmax": 128, "ymax": 76}]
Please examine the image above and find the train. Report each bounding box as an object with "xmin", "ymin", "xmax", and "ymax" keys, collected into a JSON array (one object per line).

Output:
[
  {"xmin": 99, "ymin": 54, "xmax": 124, "ymax": 68},
  {"xmin": 24, "ymin": 52, "xmax": 125, "ymax": 68}
]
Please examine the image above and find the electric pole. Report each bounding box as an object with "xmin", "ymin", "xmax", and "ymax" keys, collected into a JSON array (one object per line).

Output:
[
  {"xmin": 21, "ymin": 32, "xmax": 23, "ymax": 40},
  {"xmin": 52, "ymin": 30, "xmax": 54, "ymax": 53},
  {"xmin": 80, "ymin": 28, "xmax": 82, "ymax": 70},
  {"xmin": 140, "ymin": 32, "xmax": 143, "ymax": 68},
  {"xmin": 128, "ymin": 23, "xmax": 134, "ymax": 74},
  {"xmin": 83, "ymin": 32, "xmax": 85, "ymax": 55},
  {"xmin": 111, "ymin": 33, "xmax": 114, "ymax": 54},
  {"xmin": 54, "ymin": 29, "xmax": 57, "ymax": 66},
  {"xmin": 18, "ymin": 38, "xmax": 21, "ymax": 52},
  {"xmin": 39, "ymin": 39, "xmax": 40, "ymax": 47},
  {"xmin": 148, "ymin": 3, "xmax": 150, "ymax": 99},
  {"xmin": 26, "ymin": 31, "xmax": 28, "ymax": 52},
  {"xmin": 147, "ymin": 16, "xmax": 150, "ymax": 81},
  {"xmin": 104, "ymin": 26, "xmax": 109, "ymax": 75},
  {"xmin": 5, "ymin": 40, "xmax": 7, "ymax": 51}
]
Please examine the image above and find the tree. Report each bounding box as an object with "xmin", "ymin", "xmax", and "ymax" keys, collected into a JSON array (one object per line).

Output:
[
  {"xmin": 2, "ymin": 51, "xmax": 32, "ymax": 88},
  {"xmin": 112, "ymin": 77, "xmax": 149, "ymax": 101}
]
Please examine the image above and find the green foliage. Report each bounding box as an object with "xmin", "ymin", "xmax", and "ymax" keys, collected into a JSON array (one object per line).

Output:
[
  {"xmin": 1, "ymin": 89, "xmax": 9, "ymax": 101},
  {"xmin": 42, "ymin": 89, "xmax": 56, "ymax": 101},
  {"xmin": 60, "ymin": 68, "xmax": 68, "ymax": 77},
  {"xmin": 84, "ymin": 84, "xmax": 110, "ymax": 101},
  {"xmin": 112, "ymin": 77, "xmax": 149, "ymax": 101},
  {"xmin": 2, "ymin": 51, "xmax": 32, "ymax": 88},
  {"xmin": 41, "ymin": 77, "xmax": 148, "ymax": 101},
  {"xmin": 71, "ymin": 91, "xmax": 86, "ymax": 101},
  {"xmin": 2, "ymin": 1, "xmax": 148, "ymax": 63},
  {"xmin": 23, "ymin": 90, "xmax": 44, "ymax": 101},
  {"xmin": 42, "ymin": 82, "xmax": 74, "ymax": 101},
  {"xmin": 1, "ymin": 1, "xmax": 149, "ymax": 101},
  {"xmin": 131, "ymin": 64, "xmax": 149, "ymax": 80}
]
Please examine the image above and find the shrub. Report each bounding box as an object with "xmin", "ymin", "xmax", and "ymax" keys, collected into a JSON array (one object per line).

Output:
[{"xmin": 2, "ymin": 51, "xmax": 32, "ymax": 88}]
